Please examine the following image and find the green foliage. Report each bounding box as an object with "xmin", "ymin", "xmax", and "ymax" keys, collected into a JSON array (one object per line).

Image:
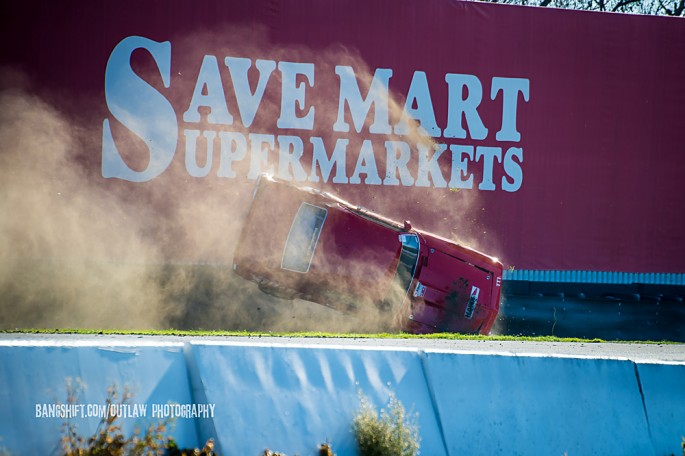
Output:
[
  {"xmin": 59, "ymin": 379, "xmax": 216, "ymax": 456},
  {"xmin": 353, "ymin": 393, "xmax": 420, "ymax": 456},
  {"xmin": 3, "ymin": 328, "xmax": 629, "ymax": 344},
  {"xmin": 165, "ymin": 438, "xmax": 216, "ymax": 456},
  {"xmin": 60, "ymin": 381, "xmax": 170, "ymax": 456}
]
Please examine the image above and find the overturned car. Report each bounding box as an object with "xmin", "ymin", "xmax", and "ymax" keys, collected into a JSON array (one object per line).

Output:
[{"xmin": 232, "ymin": 175, "xmax": 503, "ymax": 334}]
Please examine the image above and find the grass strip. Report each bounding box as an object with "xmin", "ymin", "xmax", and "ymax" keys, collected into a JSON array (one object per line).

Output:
[{"xmin": 2, "ymin": 328, "xmax": 681, "ymax": 344}]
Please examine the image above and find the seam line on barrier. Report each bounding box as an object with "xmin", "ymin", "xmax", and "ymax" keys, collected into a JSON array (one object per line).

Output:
[
  {"xmin": 633, "ymin": 363, "xmax": 654, "ymax": 445},
  {"xmin": 419, "ymin": 351, "xmax": 450, "ymax": 456},
  {"xmin": 182, "ymin": 342, "xmax": 220, "ymax": 452}
]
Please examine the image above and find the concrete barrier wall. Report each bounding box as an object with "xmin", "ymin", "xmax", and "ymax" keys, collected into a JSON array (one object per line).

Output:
[
  {"xmin": 0, "ymin": 339, "xmax": 683, "ymax": 456},
  {"xmin": 635, "ymin": 362, "xmax": 685, "ymax": 456},
  {"xmin": 187, "ymin": 342, "xmax": 446, "ymax": 455},
  {"xmin": 422, "ymin": 352, "xmax": 653, "ymax": 456},
  {"xmin": 0, "ymin": 341, "xmax": 199, "ymax": 454}
]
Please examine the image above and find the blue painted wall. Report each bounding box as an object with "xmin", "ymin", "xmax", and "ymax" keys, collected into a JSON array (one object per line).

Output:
[{"xmin": 0, "ymin": 340, "xmax": 683, "ymax": 456}]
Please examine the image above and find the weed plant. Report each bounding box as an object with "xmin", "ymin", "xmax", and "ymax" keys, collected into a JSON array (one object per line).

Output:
[
  {"xmin": 59, "ymin": 379, "xmax": 215, "ymax": 456},
  {"xmin": 260, "ymin": 442, "xmax": 335, "ymax": 456},
  {"xmin": 352, "ymin": 393, "xmax": 420, "ymax": 456}
]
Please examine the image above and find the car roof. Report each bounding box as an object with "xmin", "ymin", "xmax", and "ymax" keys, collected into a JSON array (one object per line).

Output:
[{"xmin": 258, "ymin": 175, "xmax": 503, "ymax": 270}]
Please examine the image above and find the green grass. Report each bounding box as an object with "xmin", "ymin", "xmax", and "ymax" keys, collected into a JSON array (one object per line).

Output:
[{"xmin": 2, "ymin": 328, "xmax": 681, "ymax": 344}]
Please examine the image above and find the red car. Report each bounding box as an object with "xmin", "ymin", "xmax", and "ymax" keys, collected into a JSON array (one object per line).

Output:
[{"xmin": 233, "ymin": 175, "xmax": 503, "ymax": 334}]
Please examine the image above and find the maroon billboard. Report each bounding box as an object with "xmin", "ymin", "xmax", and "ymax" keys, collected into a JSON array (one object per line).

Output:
[{"xmin": 1, "ymin": 0, "xmax": 684, "ymax": 280}]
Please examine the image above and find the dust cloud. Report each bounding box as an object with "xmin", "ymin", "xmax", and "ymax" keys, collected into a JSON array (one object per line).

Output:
[
  {"xmin": 0, "ymin": 73, "xmax": 263, "ymax": 330},
  {"xmin": 0, "ymin": 28, "xmax": 488, "ymax": 333}
]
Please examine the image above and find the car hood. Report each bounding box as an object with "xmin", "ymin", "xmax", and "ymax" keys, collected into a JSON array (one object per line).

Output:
[{"xmin": 410, "ymin": 246, "xmax": 496, "ymax": 333}]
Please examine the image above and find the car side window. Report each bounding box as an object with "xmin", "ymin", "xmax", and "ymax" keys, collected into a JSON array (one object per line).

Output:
[
  {"xmin": 380, "ymin": 234, "xmax": 420, "ymax": 309},
  {"xmin": 281, "ymin": 203, "xmax": 327, "ymax": 273},
  {"xmin": 397, "ymin": 234, "xmax": 420, "ymax": 290}
]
